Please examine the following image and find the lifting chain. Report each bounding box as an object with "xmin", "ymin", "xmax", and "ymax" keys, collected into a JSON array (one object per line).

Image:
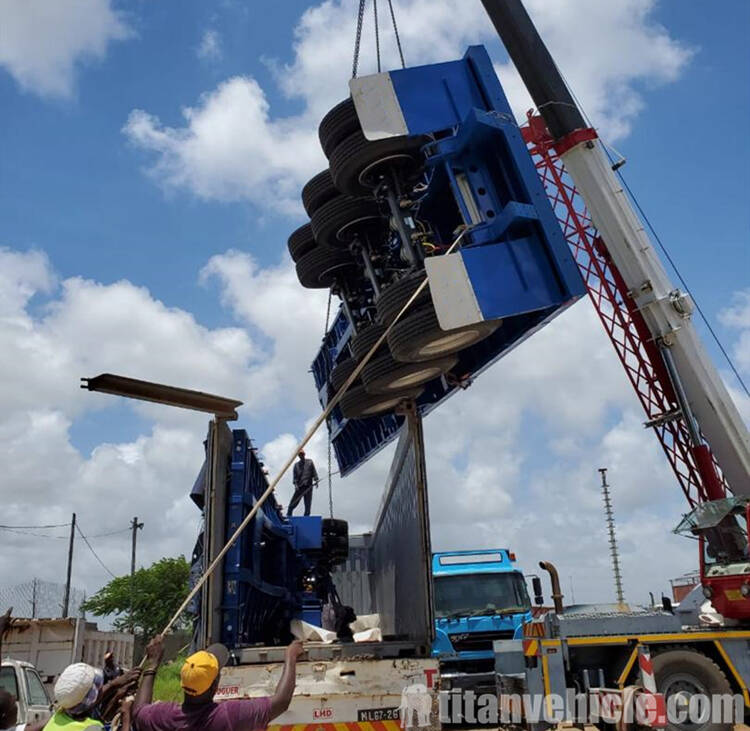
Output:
[
  {"xmin": 387, "ymin": 0, "xmax": 406, "ymax": 68},
  {"xmin": 352, "ymin": 0, "xmax": 406, "ymax": 79}
]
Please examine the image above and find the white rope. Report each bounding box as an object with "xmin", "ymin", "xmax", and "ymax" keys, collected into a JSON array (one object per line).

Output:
[{"xmin": 159, "ymin": 227, "xmax": 471, "ymax": 636}]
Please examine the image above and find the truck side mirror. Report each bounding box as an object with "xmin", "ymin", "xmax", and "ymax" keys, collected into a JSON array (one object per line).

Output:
[{"xmin": 531, "ymin": 576, "xmax": 544, "ymax": 606}]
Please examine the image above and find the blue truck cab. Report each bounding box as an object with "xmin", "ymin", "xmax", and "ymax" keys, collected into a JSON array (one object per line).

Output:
[{"xmin": 432, "ymin": 549, "xmax": 531, "ymax": 691}]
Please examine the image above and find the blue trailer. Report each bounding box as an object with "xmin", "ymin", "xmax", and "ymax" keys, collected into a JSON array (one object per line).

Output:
[{"xmin": 432, "ymin": 550, "xmax": 531, "ymax": 694}]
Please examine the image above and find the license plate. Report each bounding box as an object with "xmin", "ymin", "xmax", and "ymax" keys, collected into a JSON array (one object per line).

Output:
[{"xmin": 358, "ymin": 707, "xmax": 400, "ymax": 722}]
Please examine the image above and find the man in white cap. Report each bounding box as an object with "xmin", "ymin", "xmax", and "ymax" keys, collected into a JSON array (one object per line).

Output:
[{"xmin": 43, "ymin": 663, "xmax": 104, "ymax": 731}]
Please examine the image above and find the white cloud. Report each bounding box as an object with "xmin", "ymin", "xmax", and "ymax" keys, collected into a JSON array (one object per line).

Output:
[
  {"xmin": 719, "ymin": 289, "xmax": 750, "ymax": 375},
  {"xmin": 124, "ymin": 79, "xmax": 323, "ymax": 216},
  {"xmin": 0, "ymin": 244, "xmax": 344, "ymax": 603},
  {"xmin": 0, "ymin": 0, "xmax": 131, "ymax": 98},
  {"xmin": 123, "ymin": 0, "xmax": 692, "ymax": 211},
  {"xmin": 0, "ymin": 240, "xmax": 745, "ymax": 609},
  {"xmin": 200, "ymin": 249, "xmax": 330, "ymax": 409},
  {"xmin": 197, "ymin": 29, "xmax": 222, "ymax": 61}
]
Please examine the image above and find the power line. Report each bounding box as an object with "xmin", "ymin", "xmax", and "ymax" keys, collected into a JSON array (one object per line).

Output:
[
  {"xmin": 88, "ymin": 527, "xmax": 132, "ymax": 538},
  {"xmin": 0, "ymin": 527, "xmax": 69, "ymax": 539},
  {"xmin": 0, "ymin": 523, "xmax": 69, "ymax": 529},
  {"xmin": 0, "ymin": 524, "xmax": 132, "ymax": 540},
  {"xmin": 75, "ymin": 523, "xmax": 117, "ymax": 579}
]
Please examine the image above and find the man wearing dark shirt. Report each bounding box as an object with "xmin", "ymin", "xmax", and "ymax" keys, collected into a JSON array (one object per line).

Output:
[
  {"xmin": 103, "ymin": 651, "xmax": 123, "ymax": 684},
  {"xmin": 287, "ymin": 450, "xmax": 318, "ymax": 517},
  {"xmin": 132, "ymin": 635, "xmax": 303, "ymax": 731}
]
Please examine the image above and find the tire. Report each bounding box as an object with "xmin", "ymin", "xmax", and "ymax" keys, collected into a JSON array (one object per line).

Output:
[
  {"xmin": 388, "ymin": 304, "xmax": 501, "ymax": 362},
  {"xmin": 302, "ymin": 169, "xmax": 338, "ymax": 216},
  {"xmin": 296, "ymin": 246, "xmax": 354, "ymax": 289},
  {"xmin": 311, "ymin": 194, "xmax": 385, "ymax": 248},
  {"xmin": 329, "ymin": 130, "xmax": 426, "ymax": 197},
  {"xmin": 350, "ymin": 322, "xmax": 387, "ymax": 361},
  {"xmin": 322, "ymin": 518, "xmax": 348, "ymax": 562},
  {"xmin": 288, "ymin": 223, "xmax": 316, "ymax": 262},
  {"xmin": 330, "ymin": 357, "xmax": 358, "ymax": 392},
  {"xmin": 376, "ymin": 269, "xmax": 431, "ymax": 324},
  {"xmin": 319, "ymin": 98, "xmax": 360, "ymax": 158},
  {"xmin": 362, "ymin": 353, "xmax": 457, "ymax": 394},
  {"xmin": 652, "ymin": 647, "xmax": 733, "ymax": 731},
  {"xmin": 339, "ymin": 384, "xmax": 423, "ymax": 419}
]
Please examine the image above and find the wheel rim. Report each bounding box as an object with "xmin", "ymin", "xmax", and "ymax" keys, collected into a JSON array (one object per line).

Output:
[
  {"xmin": 360, "ymin": 395, "xmax": 407, "ymax": 415},
  {"xmin": 417, "ymin": 329, "xmax": 482, "ymax": 357},
  {"xmin": 335, "ymin": 214, "xmax": 382, "ymax": 242},
  {"xmin": 359, "ymin": 154, "xmax": 420, "ymax": 188},
  {"xmin": 662, "ymin": 673, "xmax": 709, "ymax": 731},
  {"xmin": 318, "ymin": 261, "xmax": 354, "ymax": 286},
  {"xmin": 381, "ymin": 365, "xmax": 444, "ymax": 390}
]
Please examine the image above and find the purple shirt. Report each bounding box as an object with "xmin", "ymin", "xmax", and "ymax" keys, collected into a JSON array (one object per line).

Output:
[{"xmin": 134, "ymin": 698, "xmax": 271, "ymax": 731}]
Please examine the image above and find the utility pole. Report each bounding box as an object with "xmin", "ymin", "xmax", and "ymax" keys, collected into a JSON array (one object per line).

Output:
[
  {"xmin": 599, "ymin": 468, "xmax": 625, "ymax": 605},
  {"xmin": 129, "ymin": 517, "xmax": 143, "ymax": 633},
  {"xmin": 62, "ymin": 513, "xmax": 76, "ymax": 618},
  {"xmin": 31, "ymin": 578, "xmax": 37, "ymax": 619}
]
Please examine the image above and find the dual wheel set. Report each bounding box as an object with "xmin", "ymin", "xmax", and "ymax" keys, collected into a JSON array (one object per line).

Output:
[{"xmin": 288, "ymin": 99, "xmax": 500, "ymax": 419}]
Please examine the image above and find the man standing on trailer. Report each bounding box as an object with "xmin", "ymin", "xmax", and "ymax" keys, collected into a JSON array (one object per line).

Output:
[{"xmin": 287, "ymin": 450, "xmax": 318, "ymax": 517}]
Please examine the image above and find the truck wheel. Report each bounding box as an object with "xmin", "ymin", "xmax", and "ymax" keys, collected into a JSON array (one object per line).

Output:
[
  {"xmin": 319, "ymin": 98, "xmax": 361, "ymax": 159},
  {"xmin": 302, "ymin": 169, "xmax": 339, "ymax": 216},
  {"xmin": 329, "ymin": 130, "xmax": 426, "ymax": 197},
  {"xmin": 375, "ymin": 269, "xmax": 431, "ymax": 324},
  {"xmin": 329, "ymin": 357, "xmax": 358, "ymax": 393},
  {"xmin": 287, "ymin": 223, "xmax": 316, "ymax": 262},
  {"xmin": 339, "ymin": 384, "xmax": 423, "ymax": 419},
  {"xmin": 296, "ymin": 246, "xmax": 354, "ymax": 288},
  {"xmin": 350, "ymin": 322, "xmax": 388, "ymax": 361},
  {"xmin": 311, "ymin": 194, "xmax": 384, "ymax": 248},
  {"xmin": 388, "ymin": 304, "xmax": 500, "ymax": 362},
  {"xmin": 653, "ymin": 647, "xmax": 733, "ymax": 731},
  {"xmin": 322, "ymin": 518, "xmax": 348, "ymax": 562},
  {"xmin": 362, "ymin": 352, "xmax": 456, "ymax": 394}
]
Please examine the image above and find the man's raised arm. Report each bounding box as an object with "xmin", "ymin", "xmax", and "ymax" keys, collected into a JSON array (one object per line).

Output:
[{"xmin": 269, "ymin": 641, "xmax": 304, "ymax": 720}]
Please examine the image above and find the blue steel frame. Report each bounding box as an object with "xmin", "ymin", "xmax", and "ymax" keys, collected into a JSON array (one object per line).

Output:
[
  {"xmin": 220, "ymin": 429, "xmax": 327, "ymax": 646},
  {"xmin": 311, "ymin": 46, "xmax": 585, "ymax": 476}
]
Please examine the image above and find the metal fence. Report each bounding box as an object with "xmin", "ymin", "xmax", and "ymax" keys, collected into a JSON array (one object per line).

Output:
[{"xmin": 0, "ymin": 579, "xmax": 86, "ymax": 620}]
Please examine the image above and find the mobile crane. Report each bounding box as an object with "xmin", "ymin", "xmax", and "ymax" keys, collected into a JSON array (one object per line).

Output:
[{"xmin": 479, "ymin": 0, "xmax": 750, "ymax": 620}]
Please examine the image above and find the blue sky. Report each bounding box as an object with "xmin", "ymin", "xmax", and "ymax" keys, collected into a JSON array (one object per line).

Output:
[{"xmin": 0, "ymin": 0, "xmax": 748, "ymax": 606}]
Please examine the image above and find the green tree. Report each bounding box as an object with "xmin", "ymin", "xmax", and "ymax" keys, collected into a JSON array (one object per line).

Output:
[{"xmin": 82, "ymin": 556, "xmax": 191, "ymax": 639}]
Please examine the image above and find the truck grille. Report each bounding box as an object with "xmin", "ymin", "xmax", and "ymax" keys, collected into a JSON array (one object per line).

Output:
[{"xmin": 449, "ymin": 629, "xmax": 515, "ymax": 652}]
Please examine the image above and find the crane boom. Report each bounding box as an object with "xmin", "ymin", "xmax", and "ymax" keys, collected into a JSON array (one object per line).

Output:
[
  {"xmin": 561, "ymin": 142, "xmax": 750, "ymax": 494},
  {"xmin": 481, "ymin": 0, "xmax": 750, "ymax": 618},
  {"xmin": 480, "ymin": 0, "xmax": 750, "ymax": 496}
]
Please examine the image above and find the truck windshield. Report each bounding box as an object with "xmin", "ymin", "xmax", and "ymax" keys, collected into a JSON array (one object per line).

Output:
[{"xmin": 434, "ymin": 572, "xmax": 531, "ymax": 618}]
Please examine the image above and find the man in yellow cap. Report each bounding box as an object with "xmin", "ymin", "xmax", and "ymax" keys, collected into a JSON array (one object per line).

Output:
[{"xmin": 131, "ymin": 635, "xmax": 304, "ymax": 731}]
